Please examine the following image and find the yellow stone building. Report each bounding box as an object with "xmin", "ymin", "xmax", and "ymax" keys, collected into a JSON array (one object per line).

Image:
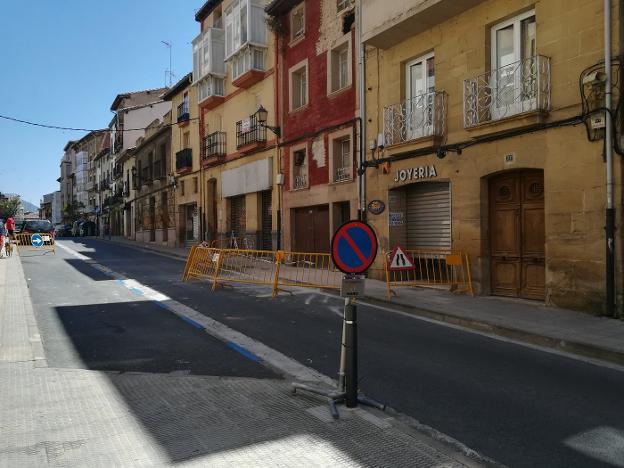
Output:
[
  {"xmin": 193, "ymin": 0, "xmax": 280, "ymax": 249},
  {"xmin": 163, "ymin": 74, "xmax": 203, "ymax": 247},
  {"xmin": 361, "ymin": 0, "xmax": 621, "ymax": 313}
]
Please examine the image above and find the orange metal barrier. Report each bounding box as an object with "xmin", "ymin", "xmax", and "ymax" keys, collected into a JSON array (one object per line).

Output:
[
  {"xmin": 384, "ymin": 250, "xmax": 473, "ymax": 298},
  {"xmin": 14, "ymin": 232, "xmax": 56, "ymax": 255},
  {"xmin": 183, "ymin": 247, "xmax": 341, "ymax": 296},
  {"xmin": 277, "ymin": 251, "xmax": 341, "ymax": 291}
]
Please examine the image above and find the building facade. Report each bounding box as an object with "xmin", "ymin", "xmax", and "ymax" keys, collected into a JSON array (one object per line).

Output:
[
  {"xmin": 163, "ymin": 73, "xmax": 202, "ymax": 247},
  {"xmin": 194, "ymin": 0, "xmax": 280, "ymax": 250},
  {"xmin": 266, "ymin": 0, "xmax": 359, "ymax": 253},
  {"xmin": 361, "ymin": 0, "xmax": 621, "ymax": 313},
  {"xmin": 108, "ymin": 89, "xmax": 170, "ymax": 237},
  {"xmin": 128, "ymin": 117, "xmax": 176, "ymax": 246}
]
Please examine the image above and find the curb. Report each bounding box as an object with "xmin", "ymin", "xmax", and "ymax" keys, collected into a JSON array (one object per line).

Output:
[
  {"xmin": 93, "ymin": 237, "xmax": 189, "ymax": 261},
  {"xmin": 361, "ymin": 294, "xmax": 624, "ymax": 367},
  {"xmin": 82, "ymin": 238, "xmax": 624, "ymax": 368}
]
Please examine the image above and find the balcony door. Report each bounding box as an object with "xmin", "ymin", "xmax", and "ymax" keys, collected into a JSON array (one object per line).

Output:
[
  {"xmin": 405, "ymin": 53, "xmax": 435, "ymax": 140},
  {"xmin": 491, "ymin": 11, "xmax": 536, "ymax": 119}
]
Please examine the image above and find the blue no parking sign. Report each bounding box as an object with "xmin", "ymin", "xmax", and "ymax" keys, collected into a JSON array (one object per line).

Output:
[{"xmin": 331, "ymin": 221, "xmax": 378, "ymax": 275}]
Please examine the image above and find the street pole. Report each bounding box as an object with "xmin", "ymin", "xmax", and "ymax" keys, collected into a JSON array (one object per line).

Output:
[
  {"xmin": 604, "ymin": 0, "xmax": 616, "ymax": 317},
  {"xmin": 344, "ymin": 297, "xmax": 358, "ymax": 408}
]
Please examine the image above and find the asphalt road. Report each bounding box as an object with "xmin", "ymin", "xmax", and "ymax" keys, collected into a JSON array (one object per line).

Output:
[{"xmin": 21, "ymin": 239, "xmax": 624, "ymax": 468}]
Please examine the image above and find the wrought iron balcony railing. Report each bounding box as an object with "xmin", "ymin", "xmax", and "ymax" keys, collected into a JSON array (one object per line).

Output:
[
  {"xmin": 383, "ymin": 91, "xmax": 446, "ymax": 147},
  {"xmin": 334, "ymin": 166, "xmax": 351, "ymax": 183},
  {"xmin": 293, "ymin": 173, "xmax": 307, "ymax": 190},
  {"xmin": 176, "ymin": 148, "xmax": 193, "ymax": 171},
  {"xmin": 463, "ymin": 55, "xmax": 550, "ymax": 128},
  {"xmin": 177, "ymin": 102, "xmax": 190, "ymax": 122},
  {"xmin": 203, "ymin": 131, "xmax": 227, "ymax": 159},
  {"xmin": 236, "ymin": 114, "xmax": 266, "ymax": 149}
]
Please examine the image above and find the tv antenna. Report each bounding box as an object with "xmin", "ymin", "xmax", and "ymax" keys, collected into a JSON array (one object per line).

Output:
[{"xmin": 161, "ymin": 40, "xmax": 175, "ymax": 87}]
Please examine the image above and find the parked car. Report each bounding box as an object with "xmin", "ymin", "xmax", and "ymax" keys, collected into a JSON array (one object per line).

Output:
[
  {"xmin": 55, "ymin": 224, "xmax": 72, "ymax": 237},
  {"xmin": 80, "ymin": 221, "xmax": 96, "ymax": 236},
  {"xmin": 21, "ymin": 219, "xmax": 54, "ymax": 236},
  {"xmin": 14, "ymin": 220, "xmax": 25, "ymax": 234}
]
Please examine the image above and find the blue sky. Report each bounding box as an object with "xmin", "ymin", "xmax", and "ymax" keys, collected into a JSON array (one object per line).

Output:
[{"xmin": 0, "ymin": 0, "xmax": 204, "ymax": 206}]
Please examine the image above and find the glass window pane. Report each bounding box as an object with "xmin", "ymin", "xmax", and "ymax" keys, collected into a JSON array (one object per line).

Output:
[
  {"xmin": 409, "ymin": 62, "xmax": 423, "ymax": 98},
  {"xmin": 521, "ymin": 16, "xmax": 536, "ymax": 61},
  {"xmin": 496, "ymin": 24, "xmax": 514, "ymax": 68},
  {"xmin": 426, "ymin": 57, "xmax": 435, "ymax": 92}
]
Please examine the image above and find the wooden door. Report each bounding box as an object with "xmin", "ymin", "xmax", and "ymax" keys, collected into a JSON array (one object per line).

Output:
[
  {"xmin": 490, "ymin": 170, "xmax": 544, "ymax": 300},
  {"xmin": 293, "ymin": 205, "xmax": 330, "ymax": 253}
]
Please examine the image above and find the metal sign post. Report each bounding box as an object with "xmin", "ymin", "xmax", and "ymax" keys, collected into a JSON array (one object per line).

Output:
[{"xmin": 293, "ymin": 221, "xmax": 385, "ymax": 418}]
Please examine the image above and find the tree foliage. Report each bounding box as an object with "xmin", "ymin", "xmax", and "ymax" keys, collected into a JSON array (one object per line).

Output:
[{"xmin": 0, "ymin": 196, "xmax": 20, "ymax": 218}]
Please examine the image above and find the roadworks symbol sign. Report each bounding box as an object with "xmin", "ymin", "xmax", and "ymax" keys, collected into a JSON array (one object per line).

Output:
[{"xmin": 388, "ymin": 245, "xmax": 415, "ymax": 271}]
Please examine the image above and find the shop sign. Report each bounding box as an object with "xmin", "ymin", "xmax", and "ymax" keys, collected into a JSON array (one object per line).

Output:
[
  {"xmin": 367, "ymin": 200, "xmax": 386, "ymax": 215},
  {"xmin": 394, "ymin": 165, "xmax": 437, "ymax": 183},
  {"xmin": 389, "ymin": 212, "xmax": 405, "ymax": 226}
]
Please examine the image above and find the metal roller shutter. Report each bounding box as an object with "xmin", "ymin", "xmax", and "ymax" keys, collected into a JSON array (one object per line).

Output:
[
  {"xmin": 230, "ymin": 196, "xmax": 246, "ymax": 238},
  {"xmin": 406, "ymin": 182, "xmax": 451, "ymax": 250}
]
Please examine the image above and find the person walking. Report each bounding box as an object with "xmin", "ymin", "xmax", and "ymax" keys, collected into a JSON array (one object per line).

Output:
[
  {"xmin": 0, "ymin": 219, "xmax": 6, "ymax": 259},
  {"xmin": 6, "ymin": 215, "xmax": 15, "ymax": 239}
]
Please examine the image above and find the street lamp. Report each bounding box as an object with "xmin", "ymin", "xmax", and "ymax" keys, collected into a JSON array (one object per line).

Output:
[{"xmin": 255, "ymin": 105, "xmax": 280, "ymax": 137}]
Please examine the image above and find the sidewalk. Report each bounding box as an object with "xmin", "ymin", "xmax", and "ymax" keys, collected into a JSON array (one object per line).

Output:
[
  {"xmin": 91, "ymin": 236, "xmax": 624, "ymax": 367},
  {"xmin": 1, "ymin": 248, "xmax": 488, "ymax": 467}
]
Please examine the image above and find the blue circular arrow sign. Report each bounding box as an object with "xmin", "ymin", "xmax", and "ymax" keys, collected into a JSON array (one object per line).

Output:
[
  {"xmin": 331, "ymin": 221, "xmax": 378, "ymax": 275},
  {"xmin": 31, "ymin": 234, "xmax": 44, "ymax": 248}
]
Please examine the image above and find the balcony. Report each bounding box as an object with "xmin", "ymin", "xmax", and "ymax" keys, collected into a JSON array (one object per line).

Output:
[
  {"xmin": 292, "ymin": 173, "xmax": 308, "ymax": 190},
  {"xmin": 334, "ymin": 166, "xmax": 351, "ymax": 183},
  {"xmin": 383, "ymin": 91, "xmax": 446, "ymax": 147},
  {"xmin": 141, "ymin": 167, "xmax": 153, "ymax": 186},
  {"xmin": 231, "ymin": 45, "xmax": 266, "ymax": 88},
  {"xmin": 202, "ymin": 131, "xmax": 227, "ymax": 166},
  {"xmin": 177, "ymin": 102, "xmax": 190, "ymax": 123},
  {"xmin": 113, "ymin": 164, "xmax": 123, "ymax": 180},
  {"xmin": 236, "ymin": 114, "xmax": 266, "ymax": 151},
  {"xmin": 463, "ymin": 55, "xmax": 550, "ymax": 129},
  {"xmin": 153, "ymin": 160, "xmax": 166, "ymax": 181},
  {"xmin": 362, "ymin": 0, "xmax": 486, "ymax": 49},
  {"xmin": 176, "ymin": 148, "xmax": 193, "ymax": 173}
]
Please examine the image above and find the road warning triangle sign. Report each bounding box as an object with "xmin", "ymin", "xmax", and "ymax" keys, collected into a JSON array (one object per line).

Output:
[{"xmin": 388, "ymin": 245, "xmax": 415, "ymax": 271}]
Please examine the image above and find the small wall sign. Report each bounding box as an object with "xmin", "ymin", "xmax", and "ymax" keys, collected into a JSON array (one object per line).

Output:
[
  {"xmin": 367, "ymin": 200, "xmax": 386, "ymax": 215},
  {"xmin": 389, "ymin": 212, "xmax": 405, "ymax": 226},
  {"xmin": 394, "ymin": 165, "xmax": 437, "ymax": 183}
]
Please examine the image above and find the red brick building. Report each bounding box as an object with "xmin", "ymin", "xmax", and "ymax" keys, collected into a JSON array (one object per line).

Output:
[{"xmin": 267, "ymin": 0, "xmax": 359, "ymax": 253}]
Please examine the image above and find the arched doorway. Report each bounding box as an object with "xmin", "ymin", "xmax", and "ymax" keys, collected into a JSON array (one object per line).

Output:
[{"xmin": 489, "ymin": 170, "xmax": 545, "ymax": 300}]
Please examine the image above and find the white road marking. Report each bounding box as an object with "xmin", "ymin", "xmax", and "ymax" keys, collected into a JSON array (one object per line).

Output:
[{"xmin": 56, "ymin": 241, "xmax": 334, "ymax": 386}]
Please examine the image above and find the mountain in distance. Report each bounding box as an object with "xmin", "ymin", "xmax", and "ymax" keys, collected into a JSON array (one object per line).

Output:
[
  {"xmin": 1, "ymin": 193, "xmax": 39, "ymax": 213},
  {"xmin": 21, "ymin": 200, "xmax": 39, "ymax": 213}
]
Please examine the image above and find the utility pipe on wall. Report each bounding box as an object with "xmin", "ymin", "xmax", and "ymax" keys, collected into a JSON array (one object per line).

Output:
[
  {"xmin": 604, "ymin": 0, "xmax": 616, "ymax": 317},
  {"xmin": 357, "ymin": 0, "xmax": 366, "ymax": 221}
]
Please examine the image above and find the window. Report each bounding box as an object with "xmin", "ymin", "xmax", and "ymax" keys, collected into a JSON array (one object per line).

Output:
[
  {"xmin": 193, "ymin": 177, "xmax": 198, "ymax": 194},
  {"xmin": 231, "ymin": 46, "xmax": 265, "ymax": 80},
  {"xmin": 292, "ymin": 148, "xmax": 307, "ymax": 190},
  {"xmin": 192, "ymin": 28, "xmax": 226, "ymax": 82},
  {"xmin": 180, "ymin": 180, "xmax": 185, "ymax": 196},
  {"xmin": 289, "ymin": 61, "xmax": 308, "ymax": 111},
  {"xmin": 333, "ymin": 136, "xmax": 351, "ymax": 182},
  {"xmin": 491, "ymin": 10, "xmax": 536, "ymax": 115},
  {"xmin": 225, "ymin": 0, "xmax": 264, "ymax": 58},
  {"xmin": 290, "ymin": 4, "xmax": 305, "ymax": 42},
  {"xmin": 328, "ymin": 38, "xmax": 351, "ymax": 94},
  {"xmin": 337, "ymin": 0, "xmax": 352, "ymax": 13},
  {"xmin": 404, "ymin": 52, "xmax": 435, "ymax": 139}
]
